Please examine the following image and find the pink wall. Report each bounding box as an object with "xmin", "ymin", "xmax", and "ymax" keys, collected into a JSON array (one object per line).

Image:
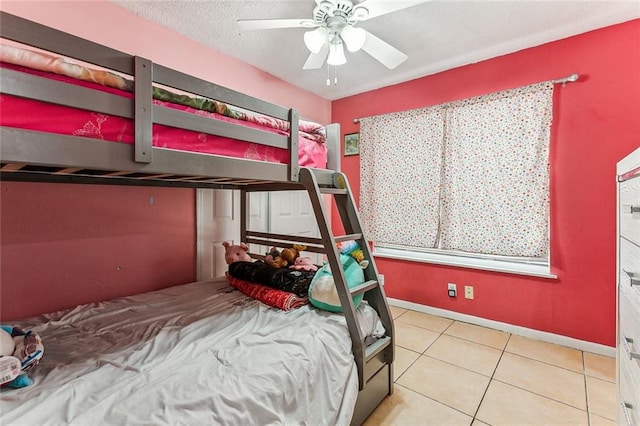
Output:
[
  {"xmin": 0, "ymin": 1, "xmax": 331, "ymax": 320},
  {"xmin": 332, "ymin": 20, "xmax": 640, "ymax": 347},
  {"xmin": 1, "ymin": 183, "xmax": 195, "ymax": 320}
]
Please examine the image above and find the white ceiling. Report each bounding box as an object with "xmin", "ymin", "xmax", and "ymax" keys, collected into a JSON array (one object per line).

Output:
[{"xmin": 112, "ymin": 0, "xmax": 640, "ymax": 101}]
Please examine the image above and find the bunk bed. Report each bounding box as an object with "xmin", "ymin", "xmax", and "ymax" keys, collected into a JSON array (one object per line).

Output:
[{"xmin": 0, "ymin": 12, "xmax": 394, "ymax": 426}]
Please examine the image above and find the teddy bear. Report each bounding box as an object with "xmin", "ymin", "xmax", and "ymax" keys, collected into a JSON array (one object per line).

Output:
[
  {"xmin": 289, "ymin": 256, "xmax": 318, "ymax": 272},
  {"xmin": 0, "ymin": 325, "xmax": 44, "ymax": 388},
  {"xmin": 222, "ymin": 241, "xmax": 254, "ymax": 265},
  {"xmin": 264, "ymin": 247, "xmax": 281, "ymax": 264},
  {"xmin": 266, "ymin": 244, "xmax": 306, "ymax": 268}
]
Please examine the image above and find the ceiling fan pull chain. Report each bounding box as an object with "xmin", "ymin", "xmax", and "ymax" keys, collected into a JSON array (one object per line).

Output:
[
  {"xmin": 326, "ymin": 62, "xmax": 331, "ymax": 86},
  {"xmin": 334, "ymin": 65, "xmax": 338, "ymax": 85}
]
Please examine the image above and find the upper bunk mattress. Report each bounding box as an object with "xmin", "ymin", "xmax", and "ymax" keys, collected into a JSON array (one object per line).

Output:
[
  {"xmin": 0, "ymin": 279, "xmax": 359, "ymax": 425},
  {"xmin": 0, "ymin": 46, "xmax": 328, "ymax": 169}
]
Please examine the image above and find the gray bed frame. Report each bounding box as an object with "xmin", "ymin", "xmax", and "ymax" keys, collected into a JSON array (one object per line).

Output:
[{"xmin": 0, "ymin": 12, "xmax": 394, "ymax": 425}]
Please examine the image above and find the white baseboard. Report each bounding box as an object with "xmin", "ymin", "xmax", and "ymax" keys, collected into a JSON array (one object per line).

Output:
[{"xmin": 388, "ymin": 298, "xmax": 616, "ymax": 358}]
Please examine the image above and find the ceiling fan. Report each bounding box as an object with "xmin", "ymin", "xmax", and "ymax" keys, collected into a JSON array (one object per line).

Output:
[{"xmin": 237, "ymin": 0, "xmax": 429, "ymax": 70}]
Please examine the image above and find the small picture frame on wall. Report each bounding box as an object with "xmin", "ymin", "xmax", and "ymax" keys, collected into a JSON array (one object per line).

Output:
[{"xmin": 344, "ymin": 133, "xmax": 360, "ymax": 156}]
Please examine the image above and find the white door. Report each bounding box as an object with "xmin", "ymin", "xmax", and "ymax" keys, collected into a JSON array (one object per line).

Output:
[
  {"xmin": 247, "ymin": 191, "xmax": 270, "ymax": 258},
  {"xmin": 268, "ymin": 191, "xmax": 323, "ymax": 265},
  {"xmin": 197, "ymin": 189, "xmax": 325, "ymax": 280},
  {"xmin": 196, "ymin": 189, "xmax": 239, "ymax": 280}
]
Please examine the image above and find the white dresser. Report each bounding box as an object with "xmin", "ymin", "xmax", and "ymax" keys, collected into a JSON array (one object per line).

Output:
[{"xmin": 618, "ymin": 146, "xmax": 640, "ymax": 426}]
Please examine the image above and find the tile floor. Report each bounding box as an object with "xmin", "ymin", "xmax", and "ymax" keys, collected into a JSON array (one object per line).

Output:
[{"xmin": 364, "ymin": 306, "xmax": 617, "ymax": 426}]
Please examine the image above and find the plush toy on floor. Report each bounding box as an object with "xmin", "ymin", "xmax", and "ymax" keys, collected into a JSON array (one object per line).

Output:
[
  {"xmin": 0, "ymin": 325, "xmax": 44, "ymax": 388},
  {"xmin": 222, "ymin": 241, "xmax": 255, "ymax": 265}
]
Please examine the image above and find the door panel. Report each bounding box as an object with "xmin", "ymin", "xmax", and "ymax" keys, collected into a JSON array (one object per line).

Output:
[
  {"xmin": 196, "ymin": 189, "xmax": 239, "ymax": 280},
  {"xmin": 269, "ymin": 191, "xmax": 323, "ymax": 265},
  {"xmin": 248, "ymin": 191, "xmax": 269, "ymax": 257}
]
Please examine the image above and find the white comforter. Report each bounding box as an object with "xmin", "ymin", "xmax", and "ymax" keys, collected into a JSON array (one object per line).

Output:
[{"xmin": 0, "ymin": 279, "xmax": 368, "ymax": 425}]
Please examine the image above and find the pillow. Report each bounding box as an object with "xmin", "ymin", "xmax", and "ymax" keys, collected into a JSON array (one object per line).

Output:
[{"xmin": 309, "ymin": 253, "xmax": 365, "ymax": 313}]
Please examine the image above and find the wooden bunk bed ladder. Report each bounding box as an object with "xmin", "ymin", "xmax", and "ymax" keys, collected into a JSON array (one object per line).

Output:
[{"xmin": 298, "ymin": 168, "xmax": 395, "ymax": 417}]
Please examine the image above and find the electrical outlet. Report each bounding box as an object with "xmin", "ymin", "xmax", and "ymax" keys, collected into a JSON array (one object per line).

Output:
[
  {"xmin": 448, "ymin": 283, "xmax": 457, "ymax": 297},
  {"xmin": 379, "ymin": 274, "xmax": 385, "ymax": 286},
  {"xmin": 465, "ymin": 286, "xmax": 474, "ymax": 299}
]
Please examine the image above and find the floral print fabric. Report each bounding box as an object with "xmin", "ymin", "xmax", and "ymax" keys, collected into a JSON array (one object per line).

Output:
[
  {"xmin": 359, "ymin": 82, "xmax": 554, "ymax": 258},
  {"xmin": 360, "ymin": 107, "xmax": 445, "ymax": 248},
  {"xmin": 440, "ymin": 83, "xmax": 554, "ymax": 256}
]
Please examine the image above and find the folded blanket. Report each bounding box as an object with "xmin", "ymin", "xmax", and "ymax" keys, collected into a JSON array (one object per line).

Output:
[
  {"xmin": 0, "ymin": 45, "xmax": 327, "ymax": 144},
  {"xmin": 227, "ymin": 275, "xmax": 308, "ymax": 311},
  {"xmin": 228, "ymin": 261, "xmax": 316, "ymax": 297}
]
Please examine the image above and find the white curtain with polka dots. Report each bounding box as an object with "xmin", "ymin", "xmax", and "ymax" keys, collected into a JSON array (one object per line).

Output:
[
  {"xmin": 440, "ymin": 82, "xmax": 554, "ymax": 256},
  {"xmin": 360, "ymin": 106, "xmax": 445, "ymax": 248},
  {"xmin": 359, "ymin": 82, "xmax": 554, "ymax": 258}
]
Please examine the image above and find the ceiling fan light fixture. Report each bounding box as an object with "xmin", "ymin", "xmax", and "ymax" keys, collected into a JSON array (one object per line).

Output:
[
  {"xmin": 327, "ymin": 41, "xmax": 346, "ymax": 66},
  {"xmin": 304, "ymin": 27, "xmax": 327, "ymax": 54},
  {"xmin": 351, "ymin": 5, "xmax": 369, "ymax": 21},
  {"xmin": 340, "ymin": 25, "xmax": 366, "ymax": 52},
  {"xmin": 318, "ymin": 0, "xmax": 337, "ymax": 14}
]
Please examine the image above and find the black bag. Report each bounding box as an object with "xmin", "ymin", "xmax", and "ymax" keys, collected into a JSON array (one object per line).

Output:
[{"xmin": 228, "ymin": 261, "xmax": 316, "ymax": 297}]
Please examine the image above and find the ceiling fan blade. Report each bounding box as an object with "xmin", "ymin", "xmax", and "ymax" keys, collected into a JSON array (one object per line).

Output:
[
  {"xmin": 303, "ymin": 43, "xmax": 330, "ymax": 69},
  {"xmin": 355, "ymin": 0, "xmax": 431, "ymax": 21},
  {"xmin": 237, "ymin": 18, "xmax": 315, "ymax": 31},
  {"xmin": 361, "ymin": 30, "xmax": 408, "ymax": 69}
]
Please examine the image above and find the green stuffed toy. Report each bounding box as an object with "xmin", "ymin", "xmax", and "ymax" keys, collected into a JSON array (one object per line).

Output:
[
  {"xmin": 336, "ymin": 240, "xmax": 369, "ymax": 269},
  {"xmin": 309, "ymin": 253, "xmax": 366, "ymax": 313},
  {"xmin": 0, "ymin": 325, "xmax": 44, "ymax": 389}
]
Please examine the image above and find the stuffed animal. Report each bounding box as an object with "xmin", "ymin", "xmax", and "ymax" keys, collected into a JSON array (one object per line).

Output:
[
  {"xmin": 308, "ymin": 253, "xmax": 366, "ymax": 313},
  {"xmin": 264, "ymin": 247, "xmax": 281, "ymax": 264},
  {"xmin": 336, "ymin": 240, "xmax": 370, "ymax": 269},
  {"xmin": 266, "ymin": 244, "xmax": 306, "ymax": 268},
  {"xmin": 281, "ymin": 245, "xmax": 305, "ymax": 265},
  {"xmin": 0, "ymin": 325, "xmax": 44, "ymax": 388},
  {"xmin": 222, "ymin": 241, "xmax": 254, "ymax": 265},
  {"xmin": 289, "ymin": 256, "xmax": 318, "ymax": 272}
]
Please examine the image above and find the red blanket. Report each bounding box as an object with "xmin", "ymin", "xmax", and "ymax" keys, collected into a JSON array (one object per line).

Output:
[{"xmin": 227, "ymin": 275, "xmax": 308, "ymax": 311}]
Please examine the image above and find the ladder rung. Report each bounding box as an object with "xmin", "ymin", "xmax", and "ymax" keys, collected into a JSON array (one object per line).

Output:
[
  {"xmin": 334, "ymin": 233, "xmax": 363, "ymax": 243},
  {"xmin": 319, "ymin": 187, "xmax": 348, "ymax": 195},
  {"xmin": 350, "ymin": 280, "xmax": 378, "ymax": 296},
  {"xmin": 365, "ymin": 335, "xmax": 392, "ymax": 362}
]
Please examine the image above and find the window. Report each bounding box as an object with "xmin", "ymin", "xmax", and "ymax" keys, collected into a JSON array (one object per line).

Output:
[{"xmin": 359, "ymin": 83, "xmax": 556, "ymax": 278}]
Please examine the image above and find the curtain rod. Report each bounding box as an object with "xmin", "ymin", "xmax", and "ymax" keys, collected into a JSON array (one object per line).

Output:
[{"xmin": 352, "ymin": 73, "xmax": 579, "ymax": 124}]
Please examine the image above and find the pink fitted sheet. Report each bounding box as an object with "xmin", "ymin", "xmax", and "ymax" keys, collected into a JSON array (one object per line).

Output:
[{"xmin": 0, "ymin": 62, "xmax": 327, "ymax": 169}]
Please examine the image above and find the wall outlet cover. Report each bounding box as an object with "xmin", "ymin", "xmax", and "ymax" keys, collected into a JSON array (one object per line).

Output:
[{"xmin": 464, "ymin": 286, "xmax": 474, "ymax": 299}]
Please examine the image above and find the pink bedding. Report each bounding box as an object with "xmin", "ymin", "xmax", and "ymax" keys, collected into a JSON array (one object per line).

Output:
[{"xmin": 0, "ymin": 60, "xmax": 328, "ymax": 168}]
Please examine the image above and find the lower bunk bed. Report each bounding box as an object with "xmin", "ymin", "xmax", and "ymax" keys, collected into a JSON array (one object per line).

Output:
[
  {"xmin": 0, "ymin": 277, "xmax": 386, "ymax": 425},
  {"xmin": 0, "ymin": 11, "xmax": 394, "ymax": 424}
]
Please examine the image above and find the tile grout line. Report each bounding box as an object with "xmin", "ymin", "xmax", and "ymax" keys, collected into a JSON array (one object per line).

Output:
[
  {"xmin": 490, "ymin": 346, "xmax": 592, "ymax": 415},
  {"xmin": 582, "ymin": 351, "xmax": 592, "ymax": 426},
  {"xmin": 396, "ymin": 315, "xmax": 509, "ymax": 352},
  {"xmin": 392, "ymin": 382, "xmax": 476, "ymax": 423},
  {"xmin": 393, "ymin": 311, "xmax": 615, "ymax": 423},
  {"xmin": 393, "ymin": 321, "xmax": 478, "ymax": 423},
  {"xmin": 470, "ymin": 332, "xmax": 513, "ymax": 423},
  {"xmin": 392, "ymin": 316, "xmax": 453, "ymax": 382}
]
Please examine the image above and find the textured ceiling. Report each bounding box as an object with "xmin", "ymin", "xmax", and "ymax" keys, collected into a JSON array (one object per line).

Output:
[{"xmin": 112, "ymin": 0, "xmax": 640, "ymax": 100}]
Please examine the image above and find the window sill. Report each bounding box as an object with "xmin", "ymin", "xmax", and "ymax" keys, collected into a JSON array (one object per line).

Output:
[{"xmin": 373, "ymin": 247, "xmax": 558, "ymax": 279}]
